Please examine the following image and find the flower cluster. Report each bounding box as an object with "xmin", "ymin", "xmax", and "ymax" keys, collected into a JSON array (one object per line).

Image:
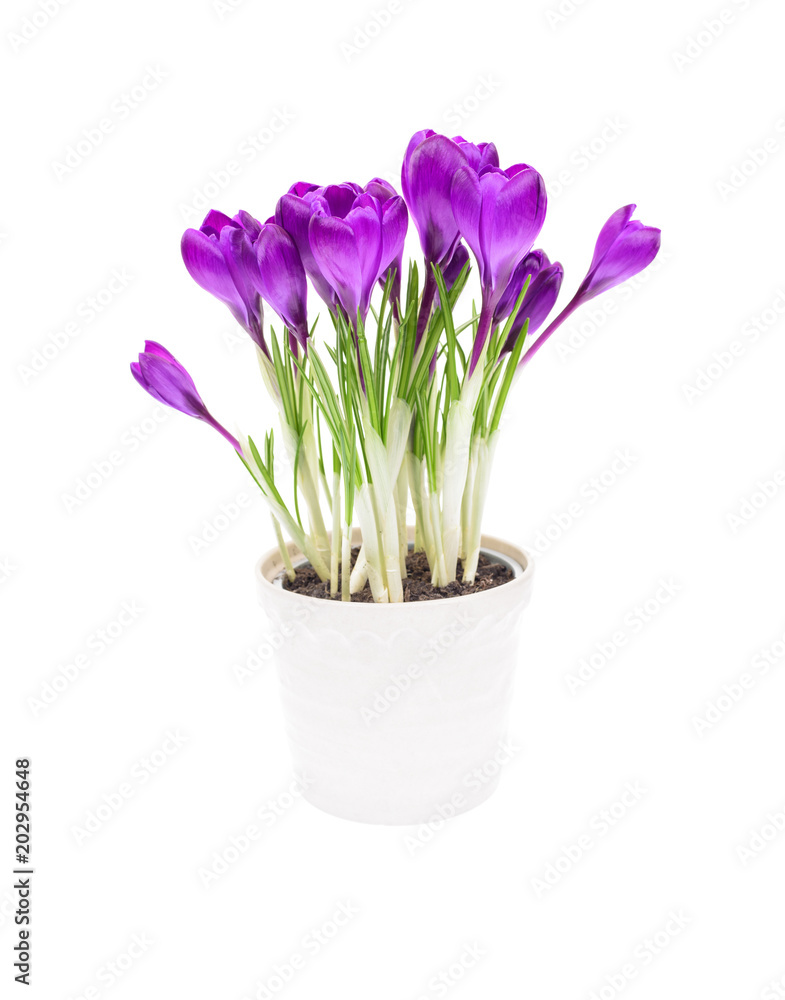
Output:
[{"xmin": 132, "ymin": 130, "xmax": 660, "ymax": 602}]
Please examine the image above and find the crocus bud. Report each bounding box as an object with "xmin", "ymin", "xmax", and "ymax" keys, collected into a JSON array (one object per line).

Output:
[
  {"xmin": 575, "ymin": 203, "xmax": 661, "ymax": 300},
  {"xmin": 130, "ymin": 341, "xmax": 240, "ymax": 451},
  {"xmin": 519, "ymin": 205, "xmax": 660, "ymax": 370}
]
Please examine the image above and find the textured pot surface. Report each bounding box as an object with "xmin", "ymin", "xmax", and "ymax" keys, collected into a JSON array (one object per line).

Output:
[{"xmin": 255, "ymin": 530, "xmax": 534, "ymax": 825}]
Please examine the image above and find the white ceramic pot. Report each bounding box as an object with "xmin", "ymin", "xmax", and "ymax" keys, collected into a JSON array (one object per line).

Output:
[{"xmin": 255, "ymin": 529, "xmax": 534, "ymax": 825}]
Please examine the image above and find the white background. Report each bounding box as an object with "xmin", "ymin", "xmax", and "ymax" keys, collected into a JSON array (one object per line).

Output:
[{"xmin": 3, "ymin": 0, "xmax": 785, "ymax": 997}]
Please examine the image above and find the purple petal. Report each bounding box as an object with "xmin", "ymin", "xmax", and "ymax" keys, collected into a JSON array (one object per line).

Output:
[
  {"xmin": 255, "ymin": 224, "xmax": 309, "ymax": 345},
  {"xmin": 141, "ymin": 340, "xmax": 180, "ymax": 365},
  {"xmin": 343, "ymin": 196, "xmax": 383, "ymax": 317},
  {"xmin": 400, "ymin": 129, "xmax": 435, "ymax": 205},
  {"xmin": 219, "ymin": 226, "xmax": 261, "ymax": 320},
  {"xmin": 200, "ymin": 210, "xmax": 236, "ymax": 237},
  {"xmin": 442, "ymin": 243, "xmax": 470, "ymax": 291},
  {"xmin": 484, "ymin": 166, "xmax": 547, "ymax": 295},
  {"xmin": 404, "ymin": 134, "xmax": 468, "ymax": 264},
  {"xmin": 452, "ymin": 137, "xmax": 499, "ymax": 172},
  {"xmin": 379, "ymin": 196, "xmax": 408, "ymax": 276},
  {"xmin": 581, "ymin": 224, "xmax": 661, "ymax": 298},
  {"xmin": 587, "ymin": 204, "xmax": 637, "ymax": 273},
  {"xmin": 233, "ymin": 209, "xmax": 263, "ymax": 240},
  {"xmin": 495, "ymin": 250, "xmax": 548, "ymax": 321},
  {"xmin": 181, "ymin": 229, "xmax": 246, "ymax": 316},
  {"xmin": 276, "ymin": 193, "xmax": 336, "ymax": 307},
  {"xmin": 511, "ymin": 262, "xmax": 564, "ymax": 339},
  {"xmin": 133, "ymin": 349, "xmax": 240, "ymax": 451},
  {"xmin": 138, "ymin": 353, "xmax": 206, "ymax": 420},
  {"xmin": 364, "ymin": 176, "xmax": 398, "ymax": 203},
  {"xmin": 308, "ymin": 214, "xmax": 363, "ymax": 322},
  {"xmin": 450, "ymin": 166, "xmax": 483, "ymax": 280}
]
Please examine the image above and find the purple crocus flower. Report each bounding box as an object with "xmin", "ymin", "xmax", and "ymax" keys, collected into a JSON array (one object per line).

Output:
[
  {"xmin": 494, "ymin": 251, "xmax": 564, "ymax": 351},
  {"xmin": 275, "ymin": 182, "xmax": 363, "ymax": 311},
  {"xmin": 181, "ymin": 211, "xmax": 266, "ymax": 353},
  {"xmin": 451, "ymin": 162, "xmax": 547, "ymax": 303},
  {"xmin": 450, "ymin": 161, "xmax": 547, "ymax": 373},
  {"xmin": 308, "ymin": 192, "xmax": 408, "ymax": 327},
  {"xmin": 253, "ymin": 224, "xmax": 310, "ymax": 350},
  {"xmin": 131, "ymin": 341, "xmax": 240, "ymax": 451},
  {"xmin": 520, "ymin": 205, "xmax": 661, "ymax": 369}
]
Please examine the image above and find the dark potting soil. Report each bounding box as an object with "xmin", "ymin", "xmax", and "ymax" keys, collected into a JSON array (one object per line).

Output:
[{"xmin": 281, "ymin": 547, "xmax": 514, "ymax": 602}]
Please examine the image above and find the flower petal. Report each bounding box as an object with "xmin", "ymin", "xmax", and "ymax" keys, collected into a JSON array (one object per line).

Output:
[
  {"xmin": 485, "ymin": 165, "xmax": 547, "ymax": 293},
  {"xmin": 276, "ymin": 193, "xmax": 336, "ymax": 306},
  {"xmin": 181, "ymin": 229, "xmax": 245, "ymax": 316},
  {"xmin": 587, "ymin": 204, "xmax": 637, "ymax": 273},
  {"xmin": 138, "ymin": 353, "xmax": 206, "ymax": 419},
  {"xmin": 450, "ymin": 165, "xmax": 483, "ymax": 280},
  {"xmin": 582, "ymin": 224, "xmax": 661, "ymax": 297},
  {"xmin": 255, "ymin": 224, "xmax": 309, "ymax": 344},
  {"xmin": 379, "ymin": 195, "xmax": 408, "ymax": 276},
  {"xmin": 308, "ymin": 213, "xmax": 363, "ymax": 322},
  {"xmin": 404, "ymin": 133, "xmax": 467, "ymax": 264}
]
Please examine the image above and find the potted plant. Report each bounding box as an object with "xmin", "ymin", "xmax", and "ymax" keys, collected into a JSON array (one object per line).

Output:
[{"xmin": 131, "ymin": 130, "xmax": 660, "ymax": 824}]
